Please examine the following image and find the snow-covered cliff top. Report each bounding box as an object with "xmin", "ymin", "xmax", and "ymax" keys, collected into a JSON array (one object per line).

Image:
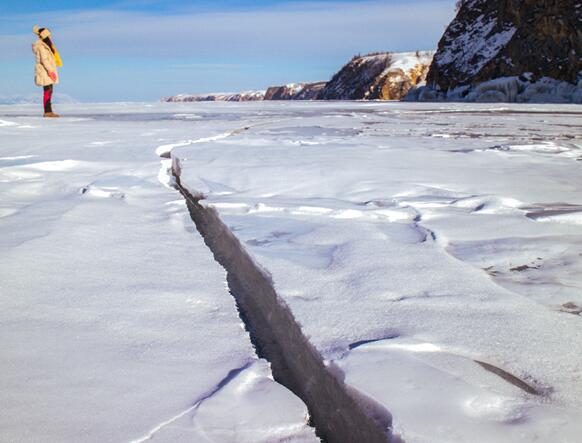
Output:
[
  {"xmin": 165, "ymin": 90, "xmax": 265, "ymax": 102},
  {"xmin": 434, "ymin": 13, "xmax": 516, "ymax": 77}
]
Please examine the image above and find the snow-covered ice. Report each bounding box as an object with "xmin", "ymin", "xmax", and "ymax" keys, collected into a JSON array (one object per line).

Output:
[
  {"xmin": 170, "ymin": 102, "xmax": 582, "ymax": 442},
  {"xmin": 1, "ymin": 101, "xmax": 581, "ymax": 442},
  {"xmin": 0, "ymin": 104, "xmax": 316, "ymax": 443}
]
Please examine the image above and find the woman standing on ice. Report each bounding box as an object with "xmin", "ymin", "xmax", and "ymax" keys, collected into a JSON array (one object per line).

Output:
[{"xmin": 32, "ymin": 26, "xmax": 62, "ymax": 118}]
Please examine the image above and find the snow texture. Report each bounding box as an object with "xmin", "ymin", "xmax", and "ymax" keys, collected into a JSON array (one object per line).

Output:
[
  {"xmin": 0, "ymin": 103, "xmax": 316, "ymax": 443},
  {"xmin": 434, "ymin": 13, "xmax": 516, "ymax": 77},
  {"xmin": 1, "ymin": 101, "xmax": 581, "ymax": 443},
  {"xmin": 389, "ymin": 52, "xmax": 435, "ymax": 75},
  {"xmin": 169, "ymin": 101, "xmax": 582, "ymax": 442}
]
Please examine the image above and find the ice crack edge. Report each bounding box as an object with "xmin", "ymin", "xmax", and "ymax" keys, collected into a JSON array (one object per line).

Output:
[{"xmin": 168, "ymin": 154, "xmax": 395, "ymax": 443}]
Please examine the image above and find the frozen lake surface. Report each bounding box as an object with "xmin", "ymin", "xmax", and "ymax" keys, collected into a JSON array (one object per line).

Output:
[{"xmin": 1, "ymin": 101, "xmax": 581, "ymax": 442}]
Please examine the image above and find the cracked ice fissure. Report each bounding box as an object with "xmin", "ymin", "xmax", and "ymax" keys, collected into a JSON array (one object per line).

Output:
[
  {"xmin": 131, "ymin": 363, "xmax": 254, "ymax": 443},
  {"xmin": 170, "ymin": 158, "xmax": 393, "ymax": 443}
]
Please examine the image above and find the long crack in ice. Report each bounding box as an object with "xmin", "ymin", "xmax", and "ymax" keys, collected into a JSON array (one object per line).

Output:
[{"xmin": 162, "ymin": 146, "xmax": 394, "ymax": 442}]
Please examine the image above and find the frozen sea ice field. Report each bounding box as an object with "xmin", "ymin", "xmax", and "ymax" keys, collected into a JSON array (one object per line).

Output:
[{"xmin": 1, "ymin": 101, "xmax": 581, "ymax": 443}]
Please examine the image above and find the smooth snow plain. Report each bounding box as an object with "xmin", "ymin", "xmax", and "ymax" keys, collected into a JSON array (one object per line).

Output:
[{"xmin": 1, "ymin": 101, "xmax": 581, "ymax": 443}]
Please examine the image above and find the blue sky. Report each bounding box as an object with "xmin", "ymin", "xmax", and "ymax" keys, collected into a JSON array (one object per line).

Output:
[{"xmin": 0, "ymin": 0, "xmax": 456, "ymax": 102}]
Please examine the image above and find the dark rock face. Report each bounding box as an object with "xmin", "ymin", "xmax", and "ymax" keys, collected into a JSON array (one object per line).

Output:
[
  {"xmin": 318, "ymin": 52, "xmax": 433, "ymax": 100},
  {"xmin": 292, "ymin": 82, "xmax": 328, "ymax": 100},
  {"xmin": 264, "ymin": 85, "xmax": 296, "ymax": 100},
  {"xmin": 427, "ymin": 0, "xmax": 582, "ymax": 90},
  {"xmin": 318, "ymin": 53, "xmax": 393, "ymax": 100},
  {"xmin": 264, "ymin": 82, "xmax": 327, "ymax": 100}
]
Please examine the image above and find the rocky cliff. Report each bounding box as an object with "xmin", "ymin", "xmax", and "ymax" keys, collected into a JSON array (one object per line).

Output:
[
  {"xmin": 319, "ymin": 51, "xmax": 434, "ymax": 100},
  {"xmin": 164, "ymin": 90, "xmax": 265, "ymax": 102},
  {"xmin": 412, "ymin": 0, "xmax": 582, "ymax": 102},
  {"xmin": 294, "ymin": 82, "xmax": 328, "ymax": 100},
  {"xmin": 164, "ymin": 52, "xmax": 434, "ymax": 103},
  {"xmin": 264, "ymin": 82, "xmax": 327, "ymax": 100}
]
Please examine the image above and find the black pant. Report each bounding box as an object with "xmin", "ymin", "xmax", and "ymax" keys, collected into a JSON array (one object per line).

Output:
[{"xmin": 43, "ymin": 85, "xmax": 53, "ymax": 113}]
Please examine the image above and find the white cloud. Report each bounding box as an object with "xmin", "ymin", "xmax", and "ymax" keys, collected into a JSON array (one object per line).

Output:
[{"xmin": 1, "ymin": 1, "xmax": 455, "ymax": 60}]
